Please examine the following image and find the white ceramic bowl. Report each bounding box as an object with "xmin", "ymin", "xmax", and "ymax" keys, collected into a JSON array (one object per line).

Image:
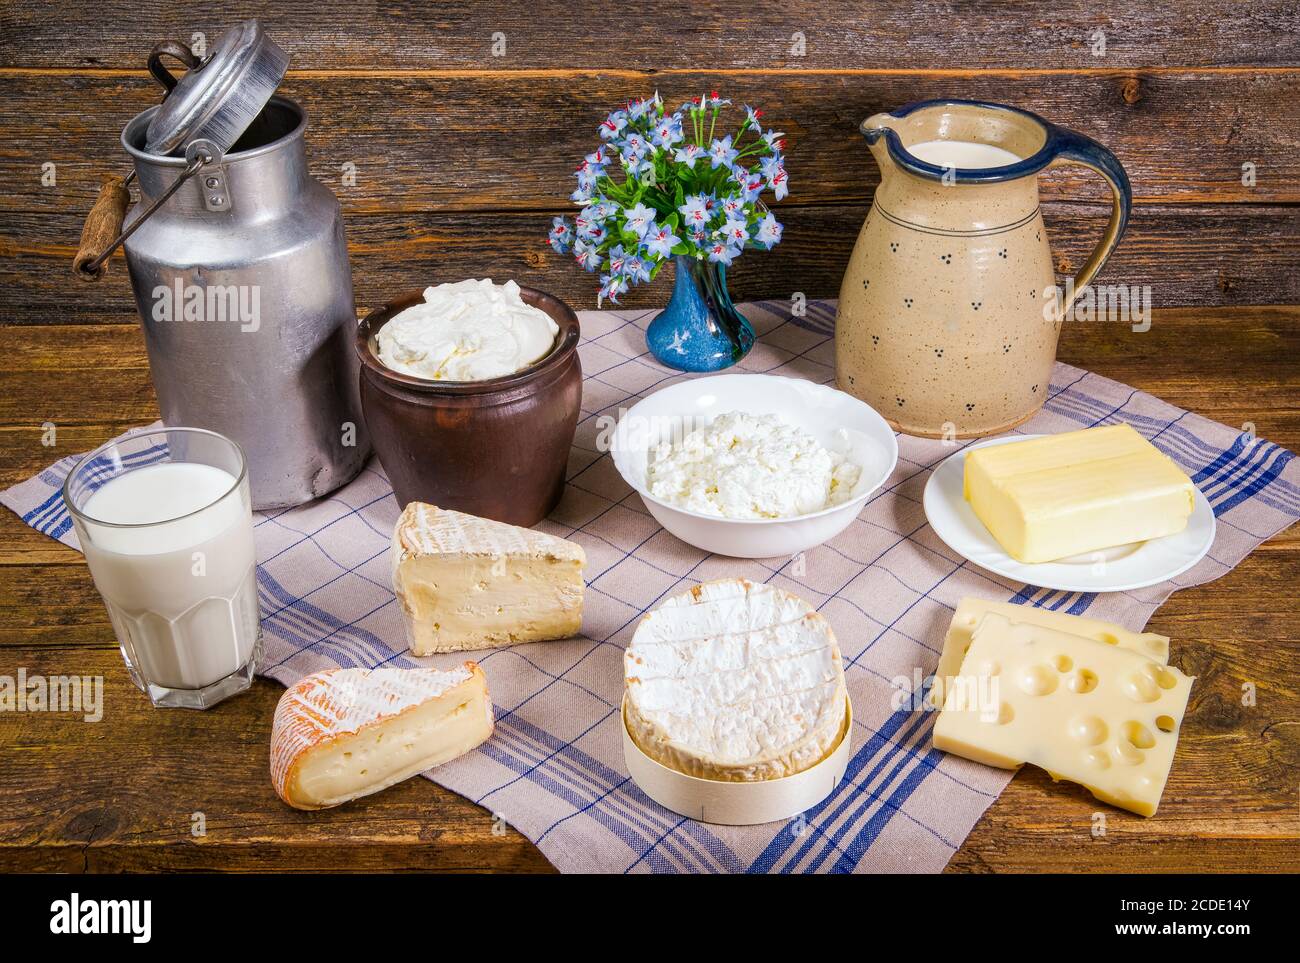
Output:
[{"xmin": 610, "ymin": 374, "xmax": 898, "ymax": 558}]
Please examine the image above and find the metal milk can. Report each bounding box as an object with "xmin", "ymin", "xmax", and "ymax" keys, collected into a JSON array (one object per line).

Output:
[{"xmin": 75, "ymin": 20, "xmax": 369, "ymax": 509}]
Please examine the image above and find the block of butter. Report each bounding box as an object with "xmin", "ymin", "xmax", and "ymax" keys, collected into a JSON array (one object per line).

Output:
[
  {"xmin": 933, "ymin": 612, "xmax": 1194, "ymax": 816},
  {"xmin": 964, "ymin": 424, "xmax": 1196, "ymax": 563},
  {"xmin": 928, "ymin": 597, "xmax": 1169, "ymax": 708}
]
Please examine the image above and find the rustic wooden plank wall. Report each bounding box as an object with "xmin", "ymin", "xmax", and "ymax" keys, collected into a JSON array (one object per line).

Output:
[{"xmin": 1, "ymin": 2, "xmax": 1297, "ymax": 323}]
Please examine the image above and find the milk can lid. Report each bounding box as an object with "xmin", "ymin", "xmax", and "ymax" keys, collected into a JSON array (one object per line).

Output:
[{"xmin": 144, "ymin": 19, "xmax": 289, "ymax": 157}]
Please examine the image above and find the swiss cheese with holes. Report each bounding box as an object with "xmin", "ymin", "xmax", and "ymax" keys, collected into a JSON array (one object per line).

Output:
[
  {"xmin": 932, "ymin": 612, "xmax": 1193, "ymax": 817},
  {"xmin": 929, "ymin": 597, "xmax": 1170, "ymax": 708}
]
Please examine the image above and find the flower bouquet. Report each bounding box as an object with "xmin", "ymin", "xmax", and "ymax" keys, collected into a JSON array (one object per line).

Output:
[{"xmin": 547, "ymin": 92, "xmax": 787, "ymax": 371}]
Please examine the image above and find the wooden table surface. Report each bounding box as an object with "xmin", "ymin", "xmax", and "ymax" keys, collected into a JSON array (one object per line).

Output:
[{"xmin": 1, "ymin": 306, "xmax": 1297, "ymax": 873}]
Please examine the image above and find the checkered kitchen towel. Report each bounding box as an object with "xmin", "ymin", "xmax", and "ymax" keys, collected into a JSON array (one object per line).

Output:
[{"xmin": 6, "ymin": 300, "xmax": 1299, "ymax": 873}]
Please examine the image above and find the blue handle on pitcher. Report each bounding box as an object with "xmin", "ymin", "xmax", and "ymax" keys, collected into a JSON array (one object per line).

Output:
[{"xmin": 1043, "ymin": 123, "xmax": 1133, "ymax": 300}]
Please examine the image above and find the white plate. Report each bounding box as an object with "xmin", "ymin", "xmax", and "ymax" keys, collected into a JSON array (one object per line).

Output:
[
  {"xmin": 610, "ymin": 374, "xmax": 898, "ymax": 558},
  {"xmin": 922, "ymin": 434, "xmax": 1216, "ymax": 592}
]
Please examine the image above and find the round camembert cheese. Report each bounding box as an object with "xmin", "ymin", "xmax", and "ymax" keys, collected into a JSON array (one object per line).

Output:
[
  {"xmin": 624, "ymin": 579, "xmax": 847, "ymax": 782},
  {"xmin": 646, "ymin": 411, "xmax": 862, "ymax": 519},
  {"xmin": 377, "ymin": 278, "xmax": 559, "ymax": 381}
]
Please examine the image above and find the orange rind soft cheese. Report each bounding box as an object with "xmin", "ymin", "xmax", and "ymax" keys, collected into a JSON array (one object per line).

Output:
[
  {"xmin": 271, "ymin": 663, "xmax": 493, "ymax": 810},
  {"xmin": 963, "ymin": 424, "xmax": 1196, "ymax": 564}
]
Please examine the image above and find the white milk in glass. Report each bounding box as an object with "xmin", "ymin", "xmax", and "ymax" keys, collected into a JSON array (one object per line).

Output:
[
  {"xmin": 81, "ymin": 463, "xmax": 259, "ymax": 690},
  {"xmin": 906, "ymin": 140, "xmax": 1023, "ymax": 169}
]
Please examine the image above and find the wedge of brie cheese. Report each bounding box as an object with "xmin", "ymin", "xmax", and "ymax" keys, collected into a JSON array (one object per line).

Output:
[
  {"xmin": 624, "ymin": 579, "xmax": 848, "ymax": 782},
  {"xmin": 928, "ymin": 597, "xmax": 1170, "ymax": 708},
  {"xmin": 933, "ymin": 613, "xmax": 1193, "ymax": 816},
  {"xmin": 392, "ymin": 502, "xmax": 585, "ymax": 655},
  {"xmin": 271, "ymin": 662, "xmax": 493, "ymax": 810}
]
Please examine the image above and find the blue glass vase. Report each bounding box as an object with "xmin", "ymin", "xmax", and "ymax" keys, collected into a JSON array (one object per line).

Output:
[{"xmin": 646, "ymin": 255, "xmax": 755, "ymax": 372}]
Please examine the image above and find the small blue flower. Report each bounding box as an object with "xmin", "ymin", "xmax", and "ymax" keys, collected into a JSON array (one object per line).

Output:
[
  {"xmin": 576, "ymin": 147, "xmax": 609, "ymax": 182},
  {"xmin": 720, "ymin": 217, "xmax": 750, "ymax": 247},
  {"xmin": 570, "ymin": 183, "xmax": 595, "ymax": 205},
  {"xmin": 622, "ymin": 202, "xmax": 656, "ymax": 238},
  {"xmin": 759, "ymin": 155, "xmax": 789, "ymax": 200},
  {"xmin": 743, "ymin": 105, "xmax": 763, "ymax": 129},
  {"xmin": 673, "ymin": 143, "xmax": 705, "ymax": 168},
  {"xmin": 630, "ymin": 156, "xmax": 657, "ymax": 179},
  {"xmin": 548, "ymin": 216, "xmax": 573, "ymax": 254},
  {"xmin": 600, "ymin": 110, "xmax": 628, "ymax": 139},
  {"xmin": 731, "ymin": 169, "xmax": 764, "ymax": 204},
  {"xmin": 754, "ymin": 213, "xmax": 783, "ymax": 249},
  {"xmin": 708, "ymin": 134, "xmax": 739, "ymax": 170},
  {"xmin": 606, "ymin": 244, "xmax": 631, "ymax": 277},
  {"xmin": 720, "ymin": 194, "xmax": 745, "ymax": 218},
  {"xmin": 762, "ymin": 129, "xmax": 785, "ymax": 151},
  {"xmin": 678, "ymin": 194, "xmax": 714, "ymax": 228},
  {"xmin": 618, "ymin": 133, "xmax": 651, "ymax": 169},
  {"xmin": 706, "ymin": 241, "xmax": 739, "ymax": 265},
  {"xmin": 651, "ymin": 113, "xmax": 685, "ymax": 149},
  {"xmin": 599, "ymin": 272, "xmax": 629, "ymax": 305},
  {"xmin": 624, "ymin": 254, "xmax": 652, "ymax": 283},
  {"xmin": 643, "ymin": 223, "xmax": 682, "ymax": 259},
  {"xmin": 591, "ymin": 198, "xmax": 620, "ymax": 222},
  {"xmin": 769, "ymin": 166, "xmax": 788, "ymax": 201},
  {"xmin": 573, "ymin": 238, "xmax": 602, "ymax": 272},
  {"xmin": 574, "ymin": 210, "xmax": 605, "ymax": 242},
  {"xmin": 627, "ymin": 96, "xmax": 656, "ymax": 121}
]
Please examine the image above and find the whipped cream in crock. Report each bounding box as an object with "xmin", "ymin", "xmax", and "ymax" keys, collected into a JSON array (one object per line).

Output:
[{"xmin": 377, "ymin": 279, "xmax": 560, "ymax": 382}]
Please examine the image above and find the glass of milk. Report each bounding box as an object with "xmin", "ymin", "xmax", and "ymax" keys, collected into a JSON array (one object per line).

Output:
[{"xmin": 62, "ymin": 428, "xmax": 261, "ymax": 709}]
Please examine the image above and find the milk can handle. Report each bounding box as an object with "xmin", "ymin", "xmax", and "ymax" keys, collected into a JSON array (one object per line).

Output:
[
  {"xmin": 147, "ymin": 41, "xmax": 203, "ymax": 92},
  {"xmin": 74, "ymin": 43, "xmax": 212, "ymax": 280},
  {"xmin": 73, "ymin": 154, "xmax": 208, "ymax": 281}
]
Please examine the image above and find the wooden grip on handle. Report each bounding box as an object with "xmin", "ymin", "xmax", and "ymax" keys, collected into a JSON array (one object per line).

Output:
[{"xmin": 74, "ymin": 176, "xmax": 130, "ymax": 281}]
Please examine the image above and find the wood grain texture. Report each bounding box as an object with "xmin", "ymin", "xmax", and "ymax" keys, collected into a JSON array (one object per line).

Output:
[
  {"xmin": 1, "ymin": 0, "xmax": 1297, "ymax": 873},
  {"xmin": 0, "ymin": 307, "xmax": 1296, "ymax": 872},
  {"xmin": 2, "ymin": 69, "xmax": 1298, "ymax": 217},
  {"xmin": 2, "ymin": 11, "xmax": 1297, "ymax": 325},
  {"xmin": 1, "ymin": 1, "xmax": 1297, "ymax": 69},
  {"xmin": 3, "ymin": 203, "xmax": 1299, "ymax": 325}
]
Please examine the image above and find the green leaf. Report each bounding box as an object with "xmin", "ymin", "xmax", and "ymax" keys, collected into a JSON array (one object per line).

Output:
[{"xmin": 670, "ymin": 241, "xmax": 691, "ymax": 255}]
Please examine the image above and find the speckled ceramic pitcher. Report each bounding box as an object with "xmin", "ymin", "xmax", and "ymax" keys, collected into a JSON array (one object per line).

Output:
[{"xmin": 837, "ymin": 100, "xmax": 1131, "ymax": 437}]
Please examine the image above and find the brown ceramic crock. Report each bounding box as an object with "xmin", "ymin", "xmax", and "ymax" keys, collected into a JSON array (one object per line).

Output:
[{"xmin": 355, "ymin": 286, "xmax": 582, "ymax": 526}]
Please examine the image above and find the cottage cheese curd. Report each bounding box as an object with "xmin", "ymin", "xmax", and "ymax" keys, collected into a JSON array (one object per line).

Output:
[
  {"xmin": 646, "ymin": 412, "xmax": 862, "ymax": 519},
  {"xmin": 377, "ymin": 279, "xmax": 559, "ymax": 381}
]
